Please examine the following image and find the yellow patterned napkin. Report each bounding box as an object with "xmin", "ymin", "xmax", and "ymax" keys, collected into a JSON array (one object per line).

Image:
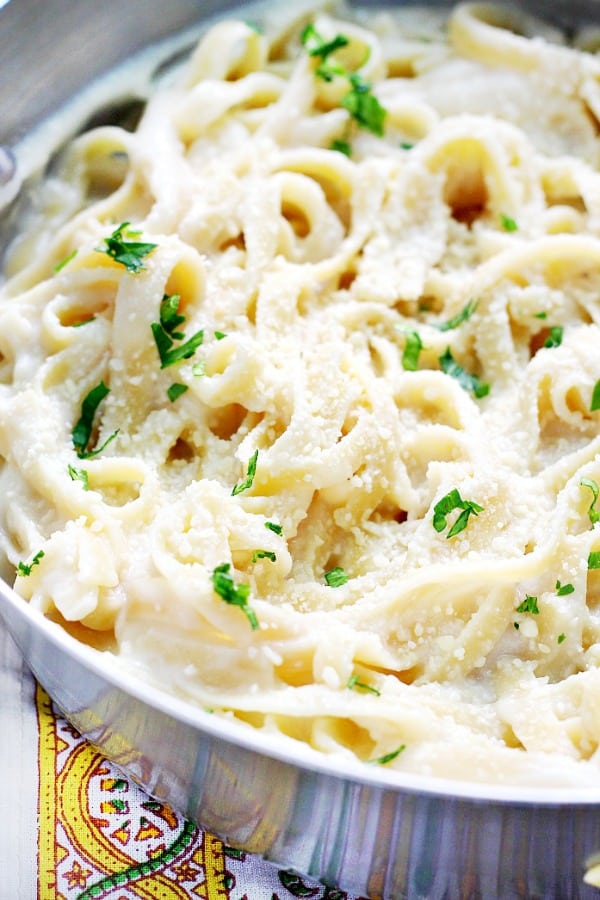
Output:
[{"xmin": 1, "ymin": 623, "xmax": 364, "ymax": 900}]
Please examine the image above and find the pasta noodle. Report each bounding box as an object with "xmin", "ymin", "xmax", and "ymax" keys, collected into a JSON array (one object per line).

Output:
[{"xmin": 1, "ymin": 0, "xmax": 600, "ymax": 786}]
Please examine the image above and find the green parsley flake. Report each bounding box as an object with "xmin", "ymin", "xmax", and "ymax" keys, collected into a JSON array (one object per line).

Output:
[
  {"xmin": 331, "ymin": 138, "xmax": 352, "ymax": 157},
  {"xmin": 555, "ymin": 580, "xmax": 574, "ymax": 596},
  {"xmin": 543, "ymin": 326, "xmax": 563, "ymax": 349},
  {"xmin": 72, "ymin": 381, "xmax": 119, "ymax": 459},
  {"xmin": 324, "ymin": 566, "xmax": 349, "ymax": 587},
  {"xmin": 68, "ymin": 464, "xmax": 89, "ymax": 490},
  {"xmin": 432, "ymin": 488, "xmax": 484, "ymax": 539},
  {"xmin": 214, "ymin": 331, "xmax": 227, "ymax": 340},
  {"xmin": 232, "ymin": 449, "xmax": 258, "ymax": 496},
  {"xmin": 533, "ymin": 311, "xmax": 548, "ymax": 320},
  {"xmin": 97, "ymin": 222, "xmax": 157, "ymax": 273},
  {"xmin": 265, "ymin": 521, "xmax": 283, "ymax": 535},
  {"xmin": 400, "ymin": 141, "xmax": 414, "ymax": 150},
  {"xmin": 151, "ymin": 295, "xmax": 204, "ymax": 370},
  {"xmin": 342, "ymin": 74, "xmax": 386, "ymax": 137},
  {"xmin": 54, "ymin": 249, "xmax": 78, "ymax": 273},
  {"xmin": 591, "ymin": 380, "xmax": 600, "ymax": 413},
  {"xmin": 300, "ymin": 23, "xmax": 349, "ymax": 60},
  {"xmin": 581, "ymin": 478, "xmax": 600, "ymax": 526},
  {"xmin": 252, "ymin": 550, "xmax": 276, "ymax": 563},
  {"xmin": 557, "ymin": 633, "xmax": 566, "ymax": 644},
  {"xmin": 516, "ymin": 595, "xmax": 539, "ymax": 615},
  {"xmin": 588, "ymin": 551, "xmax": 600, "ymax": 570},
  {"xmin": 159, "ymin": 294, "xmax": 186, "ymax": 338},
  {"xmin": 401, "ymin": 330, "xmax": 423, "ymax": 371},
  {"xmin": 439, "ymin": 347, "xmax": 489, "ymax": 398},
  {"xmin": 436, "ymin": 299, "xmax": 479, "ymax": 332},
  {"xmin": 167, "ymin": 383, "xmax": 188, "ymax": 403},
  {"xmin": 211, "ymin": 563, "xmax": 258, "ymax": 630},
  {"xmin": 500, "ymin": 214, "xmax": 518, "ymax": 232},
  {"xmin": 17, "ymin": 550, "xmax": 45, "ymax": 577},
  {"xmin": 370, "ymin": 744, "xmax": 406, "ymax": 765},
  {"xmin": 347, "ymin": 674, "xmax": 381, "ymax": 696}
]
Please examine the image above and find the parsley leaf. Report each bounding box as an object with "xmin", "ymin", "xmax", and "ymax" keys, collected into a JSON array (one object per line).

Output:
[
  {"xmin": 435, "ymin": 299, "xmax": 479, "ymax": 332},
  {"xmin": 432, "ymin": 488, "xmax": 484, "ymax": 539},
  {"xmin": 370, "ymin": 744, "xmax": 406, "ymax": 765},
  {"xmin": 211, "ymin": 563, "xmax": 259, "ymax": 630},
  {"xmin": 516, "ymin": 595, "xmax": 539, "ymax": 614},
  {"xmin": 331, "ymin": 138, "xmax": 352, "ymax": 156},
  {"xmin": 591, "ymin": 380, "xmax": 600, "ymax": 412},
  {"xmin": 555, "ymin": 580, "xmax": 574, "ymax": 596},
  {"xmin": 159, "ymin": 293, "xmax": 186, "ymax": 338},
  {"xmin": 151, "ymin": 321, "xmax": 204, "ymax": 369},
  {"xmin": 68, "ymin": 464, "xmax": 89, "ymax": 490},
  {"xmin": 581, "ymin": 478, "xmax": 600, "ymax": 526},
  {"xmin": 589, "ymin": 552, "xmax": 600, "ymax": 569},
  {"xmin": 500, "ymin": 214, "xmax": 518, "ymax": 232},
  {"xmin": 300, "ymin": 24, "xmax": 349, "ymax": 59},
  {"xmin": 167, "ymin": 382, "xmax": 188, "ymax": 403},
  {"xmin": 401, "ymin": 330, "xmax": 423, "ymax": 371},
  {"xmin": 265, "ymin": 521, "xmax": 283, "ymax": 535},
  {"xmin": 557, "ymin": 633, "xmax": 566, "ymax": 644},
  {"xmin": 324, "ymin": 566, "xmax": 349, "ymax": 587},
  {"xmin": 439, "ymin": 347, "xmax": 489, "ymax": 398},
  {"xmin": 342, "ymin": 74, "xmax": 386, "ymax": 136},
  {"xmin": 97, "ymin": 222, "xmax": 157, "ymax": 273},
  {"xmin": 232, "ymin": 449, "xmax": 258, "ymax": 496},
  {"xmin": 252, "ymin": 550, "xmax": 276, "ymax": 563},
  {"xmin": 16, "ymin": 550, "xmax": 44, "ymax": 577},
  {"xmin": 543, "ymin": 326, "xmax": 563, "ymax": 349},
  {"xmin": 72, "ymin": 381, "xmax": 119, "ymax": 459},
  {"xmin": 54, "ymin": 249, "xmax": 78, "ymax": 273},
  {"xmin": 347, "ymin": 674, "xmax": 381, "ymax": 696}
]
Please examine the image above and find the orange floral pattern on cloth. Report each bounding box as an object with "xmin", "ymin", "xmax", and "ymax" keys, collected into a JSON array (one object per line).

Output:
[{"xmin": 35, "ymin": 684, "xmax": 366, "ymax": 900}]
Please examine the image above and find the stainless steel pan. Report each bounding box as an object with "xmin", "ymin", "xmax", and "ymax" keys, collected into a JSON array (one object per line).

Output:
[{"xmin": 1, "ymin": 2, "xmax": 600, "ymax": 897}]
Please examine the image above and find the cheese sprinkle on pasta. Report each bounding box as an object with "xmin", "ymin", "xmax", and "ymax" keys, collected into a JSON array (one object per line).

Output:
[{"xmin": 2, "ymin": 2, "xmax": 600, "ymax": 786}]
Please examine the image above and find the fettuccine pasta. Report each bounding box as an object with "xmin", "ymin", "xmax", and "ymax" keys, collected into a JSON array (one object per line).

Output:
[{"xmin": 1, "ymin": 1, "xmax": 600, "ymax": 785}]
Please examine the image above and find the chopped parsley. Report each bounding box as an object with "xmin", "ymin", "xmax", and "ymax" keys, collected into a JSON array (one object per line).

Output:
[
  {"xmin": 347, "ymin": 674, "xmax": 381, "ymax": 696},
  {"xmin": 331, "ymin": 138, "xmax": 352, "ymax": 156},
  {"xmin": 68, "ymin": 464, "xmax": 89, "ymax": 490},
  {"xmin": 516, "ymin": 595, "xmax": 539, "ymax": 615},
  {"xmin": 167, "ymin": 382, "xmax": 188, "ymax": 403},
  {"xmin": 591, "ymin": 380, "xmax": 600, "ymax": 412},
  {"xmin": 555, "ymin": 580, "xmax": 574, "ymax": 596},
  {"xmin": 16, "ymin": 550, "xmax": 45, "ymax": 577},
  {"xmin": 252, "ymin": 549, "xmax": 276, "ymax": 563},
  {"xmin": 214, "ymin": 331, "xmax": 227, "ymax": 341},
  {"xmin": 300, "ymin": 23, "xmax": 349, "ymax": 60},
  {"xmin": 342, "ymin": 74, "xmax": 386, "ymax": 137},
  {"xmin": 232, "ymin": 449, "xmax": 258, "ymax": 496},
  {"xmin": 151, "ymin": 294, "xmax": 204, "ymax": 369},
  {"xmin": 432, "ymin": 488, "xmax": 484, "ymax": 539},
  {"xmin": 211, "ymin": 563, "xmax": 258, "ymax": 630},
  {"xmin": 543, "ymin": 326, "xmax": 563, "ymax": 349},
  {"xmin": 557, "ymin": 633, "xmax": 566, "ymax": 644},
  {"xmin": 54, "ymin": 249, "xmax": 78, "ymax": 273},
  {"xmin": 581, "ymin": 478, "xmax": 600, "ymax": 526},
  {"xmin": 370, "ymin": 744, "xmax": 406, "ymax": 765},
  {"xmin": 439, "ymin": 347, "xmax": 489, "ymax": 398},
  {"xmin": 72, "ymin": 381, "xmax": 119, "ymax": 459},
  {"xmin": 97, "ymin": 222, "xmax": 157, "ymax": 273},
  {"xmin": 324, "ymin": 566, "xmax": 349, "ymax": 587},
  {"xmin": 401, "ymin": 330, "xmax": 423, "ymax": 371},
  {"xmin": 301, "ymin": 24, "xmax": 386, "ymax": 137},
  {"xmin": 588, "ymin": 551, "xmax": 600, "ymax": 570},
  {"xmin": 400, "ymin": 141, "xmax": 414, "ymax": 150},
  {"xmin": 435, "ymin": 299, "xmax": 479, "ymax": 332},
  {"xmin": 533, "ymin": 311, "xmax": 548, "ymax": 320},
  {"xmin": 159, "ymin": 293, "xmax": 186, "ymax": 338},
  {"xmin": 265, "ymin": 521, "xmax": 283, "ymax": 535},
  {"xmin": 500, "ymin": 214, "xmax": 518, "ymax": 232}
]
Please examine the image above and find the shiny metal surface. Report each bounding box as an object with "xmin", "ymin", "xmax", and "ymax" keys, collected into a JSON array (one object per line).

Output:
[{"xmin": 2, "ymin": 1, "xmax": 600, "ymax": 897}]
